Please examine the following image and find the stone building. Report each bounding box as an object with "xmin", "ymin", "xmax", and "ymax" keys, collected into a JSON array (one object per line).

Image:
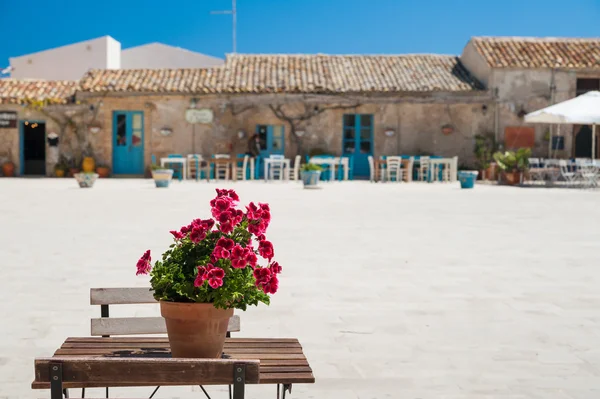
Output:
[
  {"xmin": 461, "ymin": 37, "xmax": 600, "ymax": 158},
  {"xmin": 2, "ymin": 36, "xmax": 600, "ymax": 178},
  {"xmin": 73, "ymin": 54, "xmax": 489, "ymax": 178}
]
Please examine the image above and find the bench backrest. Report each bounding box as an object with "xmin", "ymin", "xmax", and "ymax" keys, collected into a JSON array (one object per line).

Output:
[
  {"xmin": 90, "ymin": 288, "xmax": 240, "ymax": 336},
  {"xmin": 35, "ymin": 357, "xmax": 260, "ymax": 387}
]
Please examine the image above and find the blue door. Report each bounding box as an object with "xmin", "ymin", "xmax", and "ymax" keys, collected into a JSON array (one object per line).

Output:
[
  {"xmin": 113, "ymin": 111, "xmax": 144, "ymax": 174},
  {"xmin": 343, "ymin": 114, "xmax": 373, "ymax": 178},
  {"xmin": 256, "ymin": 125, "xmax": 284, "ymax": 178}
]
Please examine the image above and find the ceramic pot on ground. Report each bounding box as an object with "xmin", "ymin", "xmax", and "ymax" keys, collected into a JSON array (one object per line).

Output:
[
  {"xmin": 501, "ymin": 172, "xmax": 522, "ymax": 186},
  {"xmin": 74, "ymin": 173, "xmax": 99, "ymax": 188},
  {"xmin": 152, "ymin": 169, "xmax": 173, "ymax": 188},
  {"xmin": 301, "ymin": 171, "xmax": 321, "ymax": 189},
  {"xmin": 160, "ymin": 301, "xmax": 233, "ymax": 358},
  {"xmin": 55, "ymin": 168, "xmax": 65, "ymax": 178},
  {"xmin": 96, "ymin": 166, "xmax": 110, "ymax": 178},
  {"xmin": 2, "ymin": 162, "xmax": 15, "ymax": 177},
  {"xmin": 458, "ymin": 171, "xmax": 478, "ymax": 189},
  {"xmin": 82, "ymin": 157, "xmax": 95, "ymax": 173},
  {"xmin": 484, "ymin": 163, "xmax": 498, "ymax": 181}
]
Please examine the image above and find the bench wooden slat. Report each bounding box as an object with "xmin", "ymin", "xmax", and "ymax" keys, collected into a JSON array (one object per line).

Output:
[
  {"xmin": 34, "ymin": 357, "xmax": 260, "ymax": 387},
  {"xmin": 90, "ymin": 288, "xmax": 155, "ymax": 305},
  {"xmin": 258, "ymin": 372, "xmax": 315, "ymax": 384},
  {"xmin": 66, "ymin": 337, "xmax": 298, "ymax": 344},
  {"xmin": 53, "ymin": 349, "xmax": 307, "ymax": 360},
  {"xmin": 90, "ymin": 316, "xmax": 240, "ymax": 336},
  {"xmin": 62, "ymin": 341, "xmax": 301, "ymax": 349}
]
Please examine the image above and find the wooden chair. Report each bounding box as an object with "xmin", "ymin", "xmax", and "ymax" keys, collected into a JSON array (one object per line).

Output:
[
  {"xmin": 368, "ymin": 155, "xmax": 375, "ymax": 182},
  {"xmin": 385, "ymin": 156, "xmax": 404, "ymax": 182},
  {"xmin": 418, "ymin": 156, "xmax": 430, "ymax": 181},
  {"xmin": 213, "ymin": 154, "xmax": 231, "ymax": 181},
  {"xmin": 235, "ymin": 155, "xmax": 249, "ymax": 181},
  {"xmin": 34, "ymin": 357, "xmax": 259, "ymax": 399},
  {"xmin": 187, "ymin": 154, "xmax": 209, "ymax": 181},
  {"xmin": 289, "ymin": 155, "xmax": 301, "ymax": 180},
  {"xmin": 89, "ymin": 287, "xmax": 241, "ymax": 399}
]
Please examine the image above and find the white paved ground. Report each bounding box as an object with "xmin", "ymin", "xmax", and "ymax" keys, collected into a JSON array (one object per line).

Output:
[{"xmin": 1, "ymin": 179, "xmax": 600, "ymax": 399}]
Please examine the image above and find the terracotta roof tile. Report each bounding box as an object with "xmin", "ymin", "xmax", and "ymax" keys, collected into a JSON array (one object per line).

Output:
[
  {"xmin": 78, "ymin": 54, "xmax": 483, "ymax": 94},
  {"xmin": 220, "ymin": 54, "xmax": 483, "ymax": 93},
  {"xmin": 472, "ymin": 37, "xmax": 600, "ymax": 69},
  {"xmin": 78, "ymin": 68, "xmax": 224, "ymax": 94},
  {"xmin": 0, "ymin": 79, "xmax": 77, "ymax": 104}
]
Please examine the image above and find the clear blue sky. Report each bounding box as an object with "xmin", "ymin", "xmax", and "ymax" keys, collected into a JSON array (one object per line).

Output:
[{"xmin": 1, "ymin": 0, "xmax": 599, "ymax": 68}]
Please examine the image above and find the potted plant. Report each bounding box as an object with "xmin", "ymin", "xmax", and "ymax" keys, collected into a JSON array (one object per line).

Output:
[
  {"xmin": 135, "ymin": 189, "xmax": 280, "ymax": 358},
  {"xmin": 96, "ymin": 164, "xmax": 111, "ymax": 178},
  {"xmin": 457, "ymin": 170, "xmax": 479, "ymax": 189},
  {"xmin": 73, "ymin": 172, "xmax": 99, "ymax": 188},
  {"xmin": 493, "ymin": 148, "xmax": 531, "ymax": 185},
  {"xmin": 474, "ymin": 134, "xmax": 498, "ymax": 180},
  {"xmin": 1, "ymin": 149, "xmax": 15, "ymax": 177},
  {"xmin": 300, "ymin": 163, "xmax": 323, "ymax": 189},
  {"xmin": 55, "ymin": 155, "xmax": 69, "ymax": 178},
  {"xmin": 151, "ymin": 164, "xmax": 174, "ymax": 188}
]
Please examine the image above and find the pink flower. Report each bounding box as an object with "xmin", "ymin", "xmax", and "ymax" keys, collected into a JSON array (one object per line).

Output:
[
  {"xmin": 211, "ymin": 197, "xmax": 233, "ymax": 218},
  {"xmin": 246, "ymin": 251, "xmax": 258, "ymax": 267},
  {"xmin": 136, "ymin": 250, "xmax": 152, "ymax": 275},
  {"xmin": 194, "ymin": 265, "xmax": 207, "ymax": 287},
  {"xmin": 219, "ymin": 221, "xmax": 234, "ymax": 234},
  {"xmin": 180, "ymin": 224, "xmax": 192, "ymax": 235},
  {"xmin": 269, "ymin": 261, "xmax": 282, "ymax": 274},
  {"xmin": 253, "ymin": 267, "xmax": 271, "ymax": 285},
  {"xmin": 217, "ymin": 237, "xmax": 235, "ymax": 250},
  {"xmin": 212, "ymin": 246, "xmax": 231, "ymax": 260},
  {"xmin": 258, "ymin": 240, "xmax": 274, "ymax": 260},
  {"xmin": 231, "ymin": 245, "xmax": 248, "ymax": 269},
  {"xmin": 170, "ymin": 230, "xmax": 185, "ymax": 240},
  {"xmin": 215, "ymin": 188, "xmax": 240, "ymax": 202},
  {"xmin": 190, "ymin": 227, "xmax": 206, "ymax": 243},
  {"xmin": 206, "ymin": 267, "xmax": 225, "ymax": 289},
  {"xmin": 263, "ymin": 274, "xmax": 279, "ymax": 294}
]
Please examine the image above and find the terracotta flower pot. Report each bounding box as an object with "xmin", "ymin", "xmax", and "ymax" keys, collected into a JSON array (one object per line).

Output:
[
  {"xmin": 68, "ymin": 168, "xmax": 80, "ymax": 177},
  {"xmin": 160, "ymin": 301, "xmax": 233, "ymax": 358},
  {"xmin": 501, "ymin": 171, "xmax": 522, "ymax": 185},
  {"xmin": 96, "ymin": 166, "xmax": 110, "ymax": 178},
  {"xmin": 55, "ymin": 169, "xmax": 66, "ymax": 178},
  {"xmin": 82, "ymin": 157, "xmax": 96, "ymax": 173},
  {"xmin": 2, "ymin": 162, "xmax": 15, "ymax": 177}
]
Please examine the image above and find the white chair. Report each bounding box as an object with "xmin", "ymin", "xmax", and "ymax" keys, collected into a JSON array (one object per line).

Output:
[
  {"xmin": 213, "ymin": 154, "xmax": 230, "ymax": 181},
  {"xmin": 559, "ymin": 160, "xmax": 576, "ymax": 185},
  {"xmin": 236, "ymin": 155, "xmax": 249, "ymax": 181},
  {"xmin": 527, "ymin": 158, "xmax": 544, "ymax": 184},
  {"xmin": 405, "ymin": 157, "xmax": 414, "ymax": 182},
  {"xmin": 289, "ymin": 155, "xmax": 301, "ymax": 180},
  {"xmin": 386, "ymin": 156, "xmax": 403, "ymax": 182},
  {"xmin": 266, "ymin": 155, "xmax": 285, "ymax": 181},
  {"xmin": 418, "ymin": 156, "xmax": 430, "ymax": 181},
  {"xmin": 368, "ymin": 156, "xmax": 375, "ymax": 182},
  {"xmin": 187, "ymin": 154, "xmax": 203, "ymax": 181}
]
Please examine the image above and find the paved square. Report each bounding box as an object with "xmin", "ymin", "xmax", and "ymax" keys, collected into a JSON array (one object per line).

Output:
[{"xmin": 1, "ymin": 179, "xmax": 600, "ymax": 399}]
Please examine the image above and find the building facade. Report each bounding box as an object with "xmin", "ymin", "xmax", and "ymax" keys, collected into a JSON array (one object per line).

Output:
[{"xmin": 2, "ymin": 36, "xmax": 600, "ymax": 177}]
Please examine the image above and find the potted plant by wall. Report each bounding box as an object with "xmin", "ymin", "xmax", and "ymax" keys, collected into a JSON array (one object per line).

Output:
[
  {"xmin": 457, "ymin": 169, "xmax": 479, "ymax": 189},
  {"xmin": 73, "ymin": 172, "xmax": 99, "ymax": 188},
  {"xmin": 1, "ymin": 149, "xmax": 15, "ymax": 177},
  {"xmin": 135, "ymin": 189, "xmax": 280, "ymax": 358},
  {"xmin": 151, "ymin": 164, "xmax": 174, "ymax": 188},
  {"xmin": 474, "ymin": 134, "xmax": 498, "ymax": 180},
  {"xmin": 96, "ymin": 164, "xmax": 111, "ymax": 178},
  {"xmin": 301, "ymin": 163, "xmax": 323, "ymax": 189},
  {"xmin": 493, "ymin": 148, "xmax": 531, "ymax": 186}
]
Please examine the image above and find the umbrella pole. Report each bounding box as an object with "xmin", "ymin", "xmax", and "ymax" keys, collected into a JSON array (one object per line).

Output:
[
  {"xmin": 548, "ymin": 126, "xmax": 553, "ymax": 158},
  {"xmin": 593, "ymin": 124, "xmax": 597, "ymax": 160}
]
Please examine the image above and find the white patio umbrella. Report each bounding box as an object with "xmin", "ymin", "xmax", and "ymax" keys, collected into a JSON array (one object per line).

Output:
[{"xmin": 525, "ymin": 91, "xmax": 600, "ymax": 159}]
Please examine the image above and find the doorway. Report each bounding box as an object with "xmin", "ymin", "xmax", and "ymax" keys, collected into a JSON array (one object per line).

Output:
[
  {"xmin": 255, "ymin": 125, "xmax": 284, "ymax": 158},
  {"xmin": 113, "ymin": 111, "xmax": 144, "ymax": 174},
  {"xmin": 20, "ymin": 120, "xmax": 46, "ymax": 175},
  {"xmin": 574, "ymin": 125, "xmax": 599, "ymax": 158},
  {"xmin": 342, "ymin": 114, "xmax": 373, "ymax": 178}
]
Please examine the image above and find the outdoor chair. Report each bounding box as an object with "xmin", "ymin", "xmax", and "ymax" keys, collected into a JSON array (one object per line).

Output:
[
  {"xmin": 559, "ymin": 160, "xmax": 576, "ymax": 185},
  {"xmin": 368, "ymin": 156, "xmax": 376, "ymax": 182},
  {"xmin": 289, "ymin": 155, "xmax": 301, "ymax": 180},
  {"xmin": 235, "ymin": 155, "xmax": 249, "ymax": 181},
  {"xmin": 267, "ymin": 156, "xmax": 285, "ymax": 181},
  {"xmin": 187, "ymin": 154, "xmax": 207, "ymax": 181},
  {"xmin": 385, "ymin": 156, "xmax": 404, "ymax": 182},
  {"xmin": 166, "ymin": 154, "xmax": 184, "ymax": 181},
  {"xmin": 418, "ymin": 156, "xmax": 430, "ymax": 181},
  {"xmin": 527, "ymin": 158, "xmax": 545, "ymax": 184},
  {"xmin": 213, "ymin": 154, "xmax": 230, "ymax": 181}
]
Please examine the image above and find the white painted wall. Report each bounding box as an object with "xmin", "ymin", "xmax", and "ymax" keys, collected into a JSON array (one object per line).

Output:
[
  {"xmin": 121, "ymin": 43, "xmax": 223, "ymax": 69},
  {"xmin": 9, "ymin": 36, "xmax": 119, "ymax": 81}
]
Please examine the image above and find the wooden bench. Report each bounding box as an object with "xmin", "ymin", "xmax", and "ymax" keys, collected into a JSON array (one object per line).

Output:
[
  {"xmin": 90, "ymin": 287, "xmax": 240, "ymax": 337},
  {"xmin": 34, "ymin": 357, "xmax": 259, "ymax": 399}
]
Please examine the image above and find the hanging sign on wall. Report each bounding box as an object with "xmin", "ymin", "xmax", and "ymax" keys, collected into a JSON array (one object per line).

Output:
[
  {"xmin": 185, "ymin": 108, "xmax": 213, "ymax": 124},
  {"xmin": 0, "ymin": 111, "xmax": 17, "ymax": 128}
]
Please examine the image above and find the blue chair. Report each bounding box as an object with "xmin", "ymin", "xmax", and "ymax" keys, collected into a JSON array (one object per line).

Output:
[{"xmin": 166, "ymin": 154, "xmax": 184, "ymax": 181}]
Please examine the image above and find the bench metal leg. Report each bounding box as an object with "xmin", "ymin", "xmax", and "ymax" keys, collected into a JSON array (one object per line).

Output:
[
  {"xmin": 50, "ymin": 363, "xmax": 63, "ymax": 399},
  {"xmin": 233, "ymin": 364, "xmax": 246, "ymax": 399},
  {"xmin": 149, "ymin": 386, "xmax": 160, "ymax": 398},
  {"xmin": 277, "ymin": 384, "xmax": 292, "ymax": 399},
  {"xmin": 199, "ymin": 385, "xmax": 212, "ymax": 399}
]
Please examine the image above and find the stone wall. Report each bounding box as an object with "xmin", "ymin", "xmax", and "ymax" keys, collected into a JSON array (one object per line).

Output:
[{"xmin": 86, "ymin": 94, "xmax": 494, "ymax": 172}]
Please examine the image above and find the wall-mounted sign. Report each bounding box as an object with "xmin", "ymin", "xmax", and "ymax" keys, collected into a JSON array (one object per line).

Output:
[
  {"xmin": 0, "ymin": 111, "xmax": 17, "ymax": 128},
  {"xmin": 185, "ymin": 108, "xmax": 213, "ymax": 124},
  {"xmin": 160, "ymin": 127, "xmax": 173, "ymax": 136}
]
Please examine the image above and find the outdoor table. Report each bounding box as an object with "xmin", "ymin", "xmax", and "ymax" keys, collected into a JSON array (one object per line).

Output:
[
  {"xmin": 307, "ymin": 158, "xmax": 337, "ymax": 181},
  {"xmin": 160, "ymin": 157, "xmax": 187, "ymax": 180},
  {"xmin": 32, "ymin": 337, "xmax": 315, "ymax": 399},
  {"xmin": 264, "ymin": 158, "xmax": 291, "ymax": 181},
  {"xmin": 428, "ymin": 158, "xmax": 453, "ymax": 182}
]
